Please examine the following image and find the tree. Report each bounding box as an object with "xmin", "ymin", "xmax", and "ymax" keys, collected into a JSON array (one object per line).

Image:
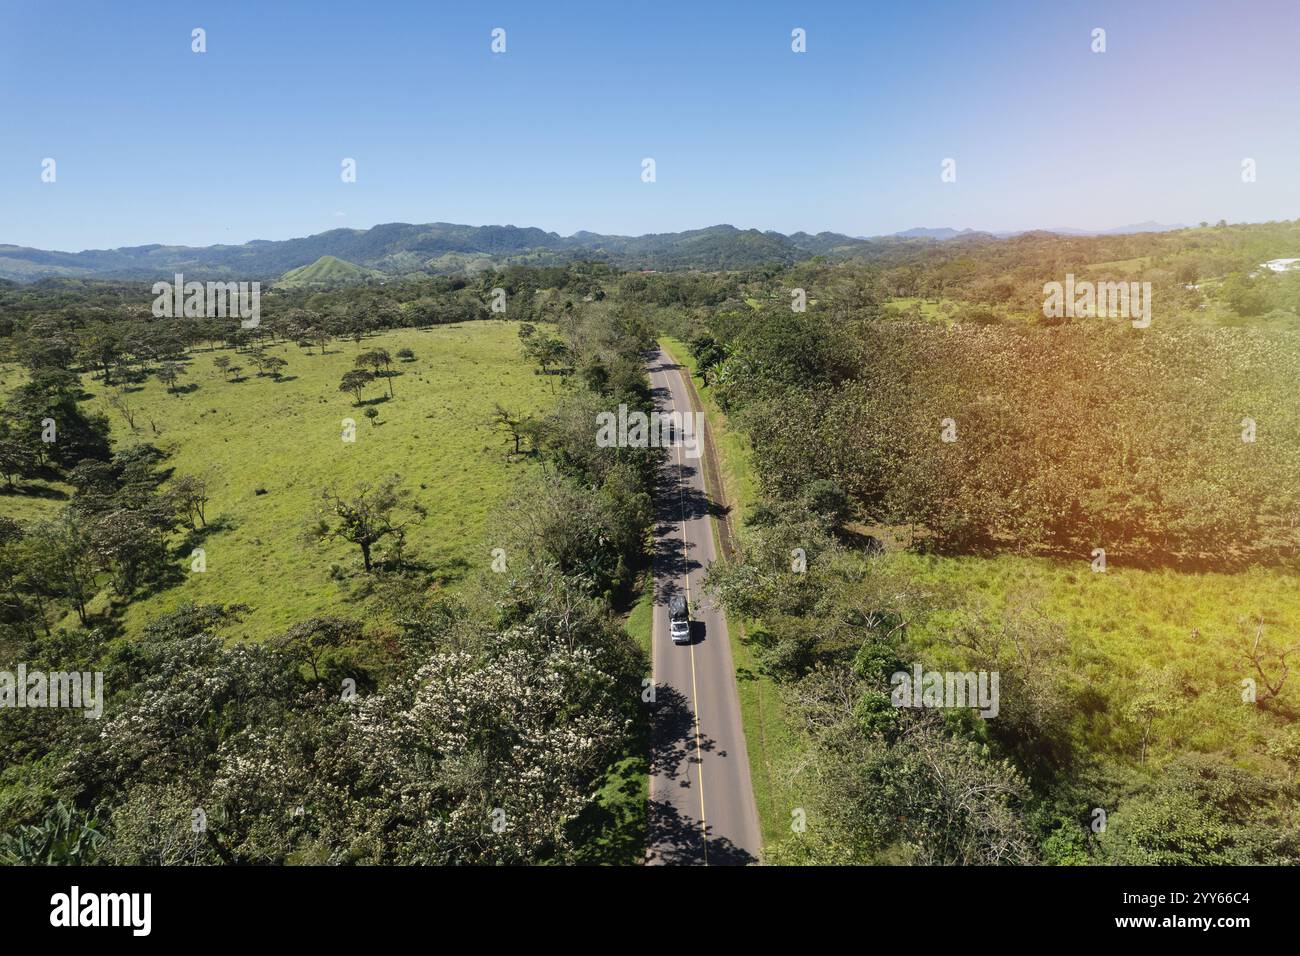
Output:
[
  {"xmin": 95, "ymin": 785, "xmax": 216, "ymax": 865},
  {"xmin": 357, "ymin": 348, "xmax": 392, "ymax": 375},
  {"xmin": 357, "ymin": 349, "xmax": 394, "ymax": 397},
  {"xmin": 688, "ymin": 333, "xmax": 726, "ymax": 387},
  {"xmin": 0, "ymin": 517, "xmax": 38, "ymax": 636},
  {"xmin": 2, "ymin": 369, "xmax": 111, "ymax": 469},
  {"xmin": 790, "ymin": 694, "xmax": 1038, "ymax": 865},
  {"xmin": 66, "ymin": 459, "xmax": 120, "ymax": 497},
  {"xmin": 315, "ymin": 477, "xmax": 423, "ymax": 572},
  {"xmin": 307, "ymin": 326, "xmax": 332, "ymax": 354},
  {"xmin": 91, "ymin": 512, "xmax": 165, "ymax": 594},
  {"xmin": 106, "ymin": 392, "xmax": 139, "ymax": 432},
  {"xmin": 1240, "ymin": 620, "xmax": 1299, "ymax": 706},
  {"xmin": 346, "ymin": 315, "xmax": 368, "ymax": 346},
  {"xmin": 1100, "ymin": 755, "xmax": 1280, "ymax": 865},
  {"xmin": 263, "ymin": 355, "xmax": 288, "ymax": 381},
  {"xmin": 157, "ymin": 361, "xmax": 184, "ymax": 395},
  {"xmin": 0, "ymin": 430, "xmax": 34, "ymax": 490},
  {"xmin": 339, "ymin": 368, "xmax": 374, "ymax": 406},
  {"xmin": 1123, "ymin": 666, "xmax": 1181, "ymax": 764},
  {"xmin": 523, "ymin": 335, "xmax": 570, "ymax": 377},
  {"xmin": 491, "ymin": 404, "xmax": 531, "ymax": 456},
  {"xmin": 78, "ymin": 325, "xmax": 121, "ymax": 386},
  {"xmin": 364, "ymin": 407, "xmax": 379, "ymax": 427},
  {"xmin": 214, "ymin": 355, "xmax": 232, "ymax": 379},
  {"xmin": 271, "ymin": 615, "xmax": 362, "ymax": 681},
  {"xmin": 31, "ymin": 511, "xmax": 101, "ymax": 626},
  {"xmin": 168, "ymin": 474, "xmax": 210, "ymax": 529},
  {"xmin": 1219, "ymin": 272, "xmax": 1267, "ymax": 317},
  {"xmin": 84, "ymin": 467, "xmax": 180, "ymax": 595},
  {"xmin": 339, "ymin": 629, "xmax": 629, "ymax": 862}
]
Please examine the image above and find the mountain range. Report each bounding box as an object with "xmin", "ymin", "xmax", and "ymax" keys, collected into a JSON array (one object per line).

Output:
[
  {"xmin": 0, "ymin": 221, "xmax": 1190, "ymax": 283},
  {"xmin": 887, "ymin": 222, "xmax": 1187, "ymax": 241}
]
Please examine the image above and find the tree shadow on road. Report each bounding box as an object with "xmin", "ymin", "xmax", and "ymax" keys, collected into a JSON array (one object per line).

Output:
[
  {"xmin": 646, "ymin": 798, "xmax": 757, "ymax": 866},
  {"xmin": 647, "ymin": 684, "xmax": 757, "ymax": 865}
]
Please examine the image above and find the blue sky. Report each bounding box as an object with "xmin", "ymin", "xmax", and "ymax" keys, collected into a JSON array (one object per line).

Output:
[{"xmin": 3, "ymin": 0, "xmax": 1299, "ymax": 250}]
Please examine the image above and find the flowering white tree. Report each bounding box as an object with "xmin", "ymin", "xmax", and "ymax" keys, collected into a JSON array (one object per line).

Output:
[
  {"xmin": 198, "ymin": 627, "xmax": 632, "ymax": 865},
  {"xmin": 346, "ymin": 631, "xmax": 629, "ymax": 862}
]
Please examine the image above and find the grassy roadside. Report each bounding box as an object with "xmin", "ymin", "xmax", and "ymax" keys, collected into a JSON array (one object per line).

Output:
[
  {"xmin": 660, "ymin": 337, "xmax": 805, "ymax": 852},
  {"xmin": 623, "ymin": 582, "xmax": 654, "ymax": 658}
]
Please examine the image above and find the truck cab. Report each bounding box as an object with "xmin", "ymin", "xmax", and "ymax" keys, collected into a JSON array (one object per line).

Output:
[{"xmin": 669, "ymin": 595, "xmax": 691, "ymax": 644}]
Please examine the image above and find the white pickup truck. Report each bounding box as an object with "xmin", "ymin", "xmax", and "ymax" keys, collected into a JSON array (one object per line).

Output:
[{"xmin": 669, "ymin": 595, "xmax": 691, "ymax": 644}]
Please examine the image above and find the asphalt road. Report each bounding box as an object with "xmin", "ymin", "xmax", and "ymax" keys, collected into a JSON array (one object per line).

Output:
[{"xmin": 645, "ymin": 348, "xmax": 761, "ymax": 866}]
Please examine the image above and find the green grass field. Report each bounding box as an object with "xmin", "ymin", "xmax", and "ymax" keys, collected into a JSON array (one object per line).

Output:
[
  {"xmin": 883, "ymin": 296, "xmax": 954, "ymax": 321},
  {"xmin": 897, "ymin": 551, "xmax": 1300, "ymax": 768},
  {"xmin": 1086, "ymin": 256, "xmax": 1152, "ymax": 274},
  {"xmin": 2, "ymin": 321, "xmax": 555, "ymax": 640}
]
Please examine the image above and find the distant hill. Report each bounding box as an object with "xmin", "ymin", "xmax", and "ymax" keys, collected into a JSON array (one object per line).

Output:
[
  {"xmin": 1038, "ymin": 221, "xmax": 1189, "ymax": 237},
  {"xmin": 885, "ymin": 222, "xmax": 1189, "ymax": 241},
  {"xmin": 277, "ymin": 255, "xmax": 377, "ymax": 288},
  {"xmin": 889, "ymin": 227, "xmax": 984, "ymax": 241},
  {"xmin": 0, "ymin": 219, "xmax": 1198, "ymax": 282}
]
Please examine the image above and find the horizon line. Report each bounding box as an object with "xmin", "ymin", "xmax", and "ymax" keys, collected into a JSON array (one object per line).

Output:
[{"xmin": 3, "ymin": 216, "xmax": 1267, "ymax": 257}]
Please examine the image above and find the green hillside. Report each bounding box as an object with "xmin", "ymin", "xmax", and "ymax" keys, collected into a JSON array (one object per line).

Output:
[{"xmin": 277, "ymin": 255, "xmax": 376, "ymax": 288}]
